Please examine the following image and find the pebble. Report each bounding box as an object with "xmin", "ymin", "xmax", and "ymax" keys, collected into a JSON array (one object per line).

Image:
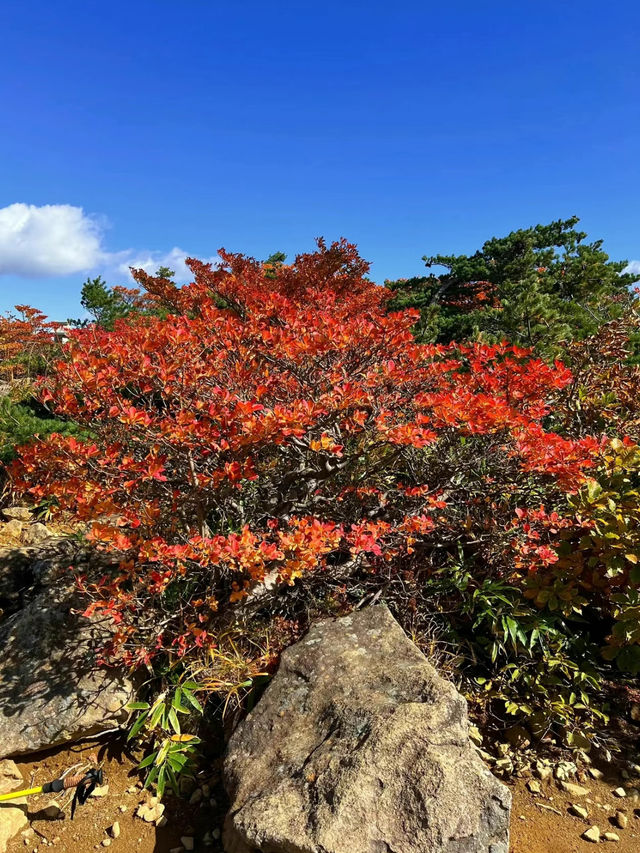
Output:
[
  {"xmin": 570, "ymin": 803, "xmax": 589, "ymax": 819},
  {"xmin": 612, "ymin": 787, "xmax": 626, "ymax": 798},
  {"xmin": 156, "ymin": 815, "xmax": 168, "ymax": 828},
  {"xmin": 189, "ymin": 788, "xmax": 203, "ymax": 805},
  {"xmin": 180, "ymin": 838, "xmax": 195, "ymax": 852},
  {"xmin": 561, "ymin": 781, "xmax": 590, "ymax": 797},
  {"xmin": 136, "ymin": 801, "xmax": 165, "ymax": 823},
  {"xmin": 101, "ymin": 842, "xmax": 111, "ymax": 849},
  {"xmin": 588, "ymin": 768, "xmax": 604, "ymax": 780},
  {"xmin": 603, "ymin": 832, "xmax": 620, "ymax": 842},
  {"xmin": 42, "ymin": 802, "xmax": 64, "ymax": 820},
  {"xmin": 527, "ymin": 779, "xmax": 542, "ymax": 794},
  {"xmin": 614, "ymin": 811, "xmax": 628, "ymax": 828},
  {"xmin": 109, "ymin": 822, "xmax": 120, "ymax": 839},
  {"xmin": 201, "ymin": 783, "xmax": 211, "ymax": 797},
  {"xmin": 582, "ymin": 826, "xmax": 601, "ymax": 843},
  {"xmin": 90, "ymin": 784, "xmax": 110, "ymax": 798},
  {"xmin": 118, "ymin": 805, "xmax": 128, "ymax": 813}
]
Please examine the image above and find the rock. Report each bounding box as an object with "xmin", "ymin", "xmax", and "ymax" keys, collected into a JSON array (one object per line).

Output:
[
  {"xmin": 90, "ymin": 785, "xmax": 109, "ymax": 798},
  {"xmin": 614, "ymin": 811, "xmax": 628, "ymax": 828},
  {"xmin": 604, "ymin": 832, "xmax": 620, "ymax": 842},
  {"xmin": 561, "ymin": 781, "xmax": 590, "ymax": 797},
  {"xmin": 180, "ymin": 838, "xmax": 194, "ymax": 852},
  {"xmin": 188, "ymin": 788, "xmax": 202, "ymax": 805},
  {"xmin": 630, "ymin": 703, "xmax": 640, "ymax": 722},
  {"xmin": 0, "ymin": 759, "xmax": 28, "ymax": 853},
  {"xmin": 156, "ymin": 815, "xmax": 168, "ymax": 828},
  {"xmin": 2, "ymin": 508, "xmax": 32, "ymax": 522},
  {"xmin": 22, "ymin": 523, "xmax": 50, "ymax": 545},
  {"xmin": 535, "ymin": 760, "xmax": 553, "ymax": 781},
  {"xmin": 108, "ymin": 822, "xmax": 120, "ymax": 839},
  {"xmin": 2, "ymin": 520, "xmax": 24, "ymax": 540},
  {"xmin": 118, "ymin": 805, "xmax": 127, "ymax": 813},
  {"xmin": 527, "ymin": 779, "xmax": 542, "ymax": 794},
  {"xmin": 41, "ymin": 802, "xmax": 64, "ymax": 819},
  {"xmin": 101, "ymin": 841, "xmax": 111, "ymax": 848},
  {"xmin": 555, "ymin": 760, "xmax": 578, "ymax": 781},
  {"xmin": 612, "ymin": 787, "xmax": 626, "ymax": 798},
  {"xmin": 224, "ymin": 606, "xmax": 511, "ymax": 853},
  {"xmin": 589, "ymin": 768, "xmax": 605, "ymax": 780},
  {"xmin": 0, "ymin": 586, "xmax": 133, "ymax": 757},
  {"xmin": 570, "ymin": 803, "xmax": 589, "ymax": 819},
  {"xmin": 211, "ymin": 828, "xmax": 221, "ymax": 840},
  {"xmin": 136, "ymin": 801, "xmax": 165, "ymax": 823},
  {"xmin": 583, "ymin": 826, "xmax": 601, "ymax": 843}
]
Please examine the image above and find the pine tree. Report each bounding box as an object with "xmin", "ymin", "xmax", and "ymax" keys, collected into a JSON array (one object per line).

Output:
[{"xmin": 386, "ymin": 217, "xmax": 635, "ymax": 357}]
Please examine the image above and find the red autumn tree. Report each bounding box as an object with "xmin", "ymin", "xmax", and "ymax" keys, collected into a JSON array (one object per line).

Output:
[
  {"xmin": 11, "ymin": 239, "xmax": 599, "ymax": 667},
  {"xmin": 0, "ymin": 305, "xmax": 60, "ymax": 381}
]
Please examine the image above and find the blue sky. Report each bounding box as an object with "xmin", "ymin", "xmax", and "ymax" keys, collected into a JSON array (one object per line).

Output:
[{"xmin": 1, "ymin": 0, "xmax": 638, "ymax": 319}]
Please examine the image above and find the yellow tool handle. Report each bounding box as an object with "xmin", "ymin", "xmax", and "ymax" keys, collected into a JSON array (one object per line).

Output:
[{"xmin": 0, "ymin": 785, "xmax": 43, "ymax": 802}]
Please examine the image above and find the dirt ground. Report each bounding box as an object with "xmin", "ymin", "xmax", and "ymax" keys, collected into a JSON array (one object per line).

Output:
[
  {"xmin": 509, "ymin": 774, "xmax": 640, "ymax": 853},
  {"xmin": 4, "ymin": 739, "xmax": 639, "ymax": 852},
  {"xmin": 6, "ymin": 739, "xmax": 225, "ymax": 853}
]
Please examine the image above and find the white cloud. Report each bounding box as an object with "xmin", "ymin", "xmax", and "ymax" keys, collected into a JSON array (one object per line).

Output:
[
  {"xmin": 112, "ymin": 247, "xmax": 203, "ymax": 284},
  {"xmin": 0, "ymin": 203, "xmax": 104, "ymax": 276},
  {"xmin": 624, "ymin": 260, "xmax": 640, "ymax": 276},
  {"xmin": 0, "ymin": 202, "xmax": 217, "ymax": 287}
]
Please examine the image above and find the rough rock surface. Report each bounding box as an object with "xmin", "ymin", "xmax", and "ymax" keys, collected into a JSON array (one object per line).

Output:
[
  {"xmin": 0, "ymin": 580, "xmax": 133, "ymax": 757},
  {"xmin": 0, "ymin": 759, "xmax": 28, "ymax": 852},
  {"xmin": 224, "ymin": 605, "xmax": 511, "ymax": 853}
]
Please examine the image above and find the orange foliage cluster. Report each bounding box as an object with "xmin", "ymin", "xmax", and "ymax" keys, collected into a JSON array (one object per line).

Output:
[{"xmin": 10, "ymin": 241, "xmax": 602, "ymax": 666}]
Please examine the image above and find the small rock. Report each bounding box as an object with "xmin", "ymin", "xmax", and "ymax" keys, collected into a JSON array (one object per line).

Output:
[
  {"xmin": 156, "ymin": 815, "xmax": 168, "ymax": 828},
  {"xmin": 588, "ymin": 768, "xmax": 605, "ymax": 780},
  {"xmin": 561, "ymin": 781, "xmax": 590, "ymax": 797},
  {"xmin": 23, "ymin": 522, "xmax": 51, "ymax": 544},
  {"xmin": 101, "ymin": 841, "xmax": 111, "ymax": 849},
  {"xmin": 469, "ymin": 725, "xmax": 483, "ymax": 746},
  {"xmin": 555, "ymin": 760, "xmax": 577, "ymax": 781},
  {"xmin": 136, "ymin": 801, "xmax": 165, "ymax": 823},
  {"xmin": 614, "ymin": 811, "xmax": 628, "ymax": 828},
  {"xmin": 535, "ymin": 761, "xmax": 553, "ymax": 781},
  {"xmin": 527, "ymin": 780, "xmax": 542, "ymax": 794},
  {"xmin": 201, "ymin": 783, "xmax": 211, "ymax": 798},
  {"xmin": 630, "ymin": 703, "xmax": 640, "ymax": 722},
  {"xmin": 180, "ymin": 838, "xmax": 194, "ymax": 852},
  {"xmin": 118, "ymin": 805, "xmax": 127, "ymax": 813},
  {"xmin": 570, "ymin": 803, "xmax": 589, "ymax": 819},
  {"xmin": 2, "ymin": 507, "xmax": 32, "ymax": 521},
  {"xmin": 189, "ymin": 788, "xmax": 202, "ymax": 805},
  {"xmin": 582, "ymin": 826, "xmax": 601, "ymax": 843},
  {"xmin": 494, "ymin": 756, "xmax": 514, "ymax": 774},
  {"xmin": 42, "ymin": 801, "xmax": 64, "ymax": 820},
  {"xmin": 603, "ymin": 832, "xmax": 620, "ymax": 842},
  {"xmin": 211, "ymin": 828, "xmax": 221, "ymax": 840},
  {"xmin": 108, "ymin": 822, "xmax": 120, "ymax": 839},
  {"xmin": 90, "ymin": 784, "xmax": 110, "ymax": 798},
  {"xmin": 126, "ymin": 786, "xmax": 137, "ymax": 794},
  {"xmin": 612, "ymin": 787, "xmax": 626, "ymax": 798},
  {"xmin": 3, "ymin": 519, "xmax": 24, "ymax": 539}
]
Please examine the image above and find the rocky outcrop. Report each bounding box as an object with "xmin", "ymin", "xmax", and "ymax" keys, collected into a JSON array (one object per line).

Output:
[
  {"xmin": 224, "ymin": 606, "xmax": 510, "ymax": 853},
  {"xmin": 0, "ymin": 542, "xmax": 133, "ymax": 757},
  {"xmin": 0, "ymin": 759, "xmax": 28, "ymax": 852}
]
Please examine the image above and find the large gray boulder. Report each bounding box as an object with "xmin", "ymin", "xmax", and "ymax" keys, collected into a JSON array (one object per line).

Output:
[
  {"xmin": 224, "ymin": 606, "xmax": 510, "ymax": 853},
  {"xmin": 0, "ymin": 581, "xmax": 133, "ymax": 758}
]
